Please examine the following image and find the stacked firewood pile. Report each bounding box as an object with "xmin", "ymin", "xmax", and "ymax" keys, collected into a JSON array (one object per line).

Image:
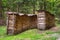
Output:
[
  {"xmin": 15, "ymin": 14, "xmax": 37, "ymax": 34},
  {"xmin": 6, "ymin": 12, "xmax": 37, "ymax": 35},
  {"xmin": 45, "ymin": 12, "xmax": 55, "ymax": 29},
  {"xmin": 37, "ymin": 10, "xmax": 55, "ymax": 30},
  {"xmin": 6, "ymin": 10, "xmax": 55, "ymax": 35},
  {"xmin": 6, "ymin": 12, "xmax": 17, "ymax": 35}
]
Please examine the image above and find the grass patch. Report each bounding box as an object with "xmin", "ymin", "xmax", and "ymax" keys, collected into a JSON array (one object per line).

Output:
[
  {"xmin": 56, "ymin": 24, "xmax": 60, "ymax": 27},
  {"xmin": 0, "ymin": 25, "xmax": 60, "ymax": 40}
]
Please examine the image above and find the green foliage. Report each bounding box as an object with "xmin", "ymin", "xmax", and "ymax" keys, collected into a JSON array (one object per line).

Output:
[
  {"xmin": 1, "ymin": 0, "xmax": 60, "ymax": 23},
  {"xmin": 1, "ymin": 0, "xmax": 60, "ymax": 14}
]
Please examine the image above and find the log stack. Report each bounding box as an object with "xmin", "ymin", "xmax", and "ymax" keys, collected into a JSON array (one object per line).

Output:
[
  {"xmin": 6, "ymin": 12, "xmax": 37, "ymax": 35},
  {"xmin": 15, "ymin": 14, "xmax": 37, "ymax": 34},
  {"xmin": 6, "ymin": 10, "xmax": 55, "ymax": 35},
  {"xmin": 6, "ymin": 12, "xmax": 17, "ymax": 35},
  {"xmin": 37, "ymin": 10, "xmax": 55, "ymax": 30}
]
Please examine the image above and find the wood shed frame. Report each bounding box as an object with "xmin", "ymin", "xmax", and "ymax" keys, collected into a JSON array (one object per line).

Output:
[{"xmin": 6, "ymin": 10, "xmax": 55, "ymax": 35}]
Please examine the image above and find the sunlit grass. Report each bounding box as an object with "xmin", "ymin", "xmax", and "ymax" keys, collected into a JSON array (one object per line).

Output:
[{"xmin": 0, "ymin": 25, "xmax": 60, "ymax": 40}]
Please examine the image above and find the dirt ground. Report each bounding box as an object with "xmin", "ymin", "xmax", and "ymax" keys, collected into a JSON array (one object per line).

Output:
[
  {"xmin": 49, "ymin": 26, "xmax": 60, "ymax": 32},
  {"xmin": 36, "ymin": 26, "xmax": 60, "ymax": 34}
]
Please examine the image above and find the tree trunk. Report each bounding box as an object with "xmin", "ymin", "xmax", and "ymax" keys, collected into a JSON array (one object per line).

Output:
[
  {"xmin": 44, "ymin": 0, "xmax": 47, "ymax": 10},
  {"xmin": 39, "ymin": 2, "xmax": 43, "ymax": 10},
  {"xmin": 39, "ymin": 0, "xmax": 47, "ymax": 10},
  {"xmin": 0, "ymin": 0, "xmax": 3, "ymax": 19},
  {"xmin": 33, "ymin": 5, "xmax": 35, "ymax": 14},
  {"xmin": 0, "ymin": 0, "xmax": 5, "ymax": 25}
]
